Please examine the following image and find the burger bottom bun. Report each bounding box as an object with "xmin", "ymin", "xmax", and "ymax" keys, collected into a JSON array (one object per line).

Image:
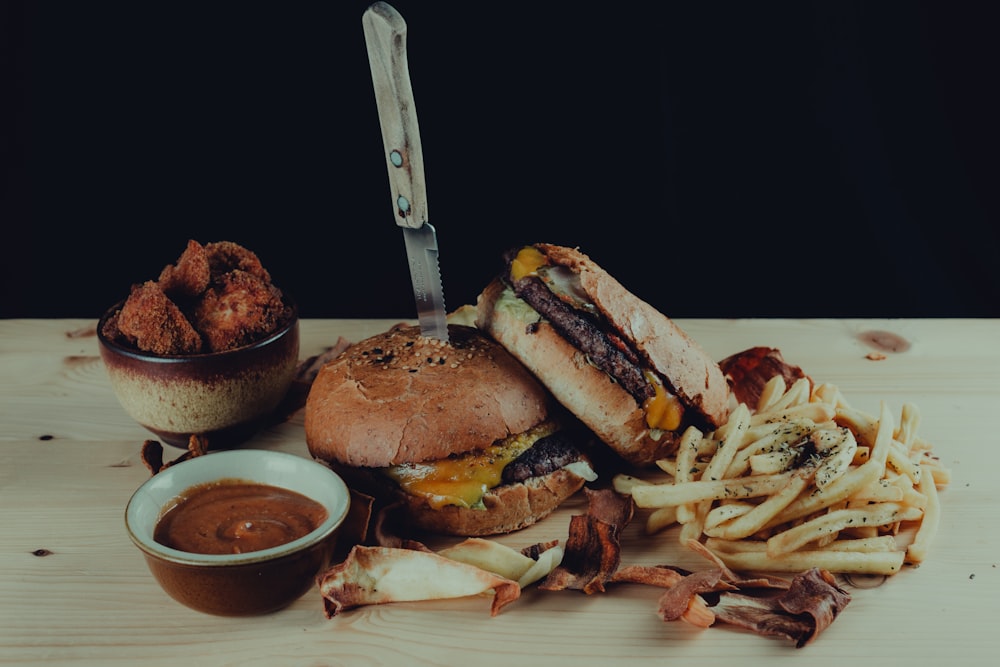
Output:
[
  {"xmin": 401, "ymin": 467, "xmax": 591, "ymax": 536},
  {"xmin": 331, "ymin": 462, "xmax": 591, "ymax": 537},
  {"xmin": 476, "ymin": 278, "xmax": 678, "ymax": 467}
]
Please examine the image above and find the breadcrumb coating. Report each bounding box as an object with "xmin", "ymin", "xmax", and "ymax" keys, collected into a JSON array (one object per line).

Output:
[{"xmin": 104, "ymin": 240, "xmax": 291, "ymax": 355}]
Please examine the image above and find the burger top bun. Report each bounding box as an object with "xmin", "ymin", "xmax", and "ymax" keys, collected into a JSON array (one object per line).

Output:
[{"xmin": 305, "ymin": 323, "xmax": 553, "ymax": 468}]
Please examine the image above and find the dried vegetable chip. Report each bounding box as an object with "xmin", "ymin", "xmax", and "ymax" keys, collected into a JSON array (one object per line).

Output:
[{"xmin": 317, "ymin": 545, "xmax": 520, "ymax": 617}]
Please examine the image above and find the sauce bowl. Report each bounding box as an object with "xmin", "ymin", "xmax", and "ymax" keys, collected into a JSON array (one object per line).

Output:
[{"xmin": 125, "ymin": 449, "xmax": 350, "ymax": 616}]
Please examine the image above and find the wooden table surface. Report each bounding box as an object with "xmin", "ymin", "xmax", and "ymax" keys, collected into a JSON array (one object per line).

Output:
[{"xmin": 1, "ymin": 317, "xmax": 997, "ymax": 666}]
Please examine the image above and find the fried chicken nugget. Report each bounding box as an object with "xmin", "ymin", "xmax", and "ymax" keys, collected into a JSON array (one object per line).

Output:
[
  {"xmin": 117, "ymin": 281, "xmax": 203, "ymax": 355},
  {"xmin": 158, "ymin": 239, "xmax": 211, "ymax": 300},
  {"xmin": 192, "ymin": 270, "xmax": 288, "ymax": 352},
  {"xmin": 205, "ymin": 241, "xmax": 271, "ymax": 283}
]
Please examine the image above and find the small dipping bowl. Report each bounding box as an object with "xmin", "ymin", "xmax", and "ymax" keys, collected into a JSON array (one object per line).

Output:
[
  {"xmin": 125, "ymin": 449, "xmax": 350, "ymax": 616},
  {"xmin": 97, "ymin": 300, "xmax": 300, "ymax": 448}
]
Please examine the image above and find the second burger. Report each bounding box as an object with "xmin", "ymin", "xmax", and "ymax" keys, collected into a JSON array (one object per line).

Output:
[{"xmin": 476, "ymin": 243, "xmax": 732, "ymax": 468}]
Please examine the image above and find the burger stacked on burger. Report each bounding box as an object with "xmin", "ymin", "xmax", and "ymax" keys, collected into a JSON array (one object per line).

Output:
[
  {"xmin": 475, "ymin": 243, "xmax": 731, "ymax": 468},
  {"xmin": 305, "ymin": 243, "xmax": 731, "ymax": 537},
  {"xmin": 304, "ymin": 322, "xmax": 598, "ymax": 537}
]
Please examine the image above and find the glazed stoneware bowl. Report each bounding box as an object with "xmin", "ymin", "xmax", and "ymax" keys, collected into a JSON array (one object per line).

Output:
[
  {"xmin": 125, "ymin": 449, "xmax": 351, "ymax": 616},
  {"xmin": 97, "ymin": 300, "xmax": 300, "ymax": 448}
]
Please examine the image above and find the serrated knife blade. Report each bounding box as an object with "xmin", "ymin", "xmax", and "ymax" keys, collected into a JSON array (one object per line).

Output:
[{"xmin": 363, "ymin": 2, "xmax": 449, "ymax": 342}]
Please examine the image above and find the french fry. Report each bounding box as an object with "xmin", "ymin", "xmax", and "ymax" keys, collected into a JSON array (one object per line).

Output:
[
  {"xmin": 812, "ymin": 382, "xmax": 847, "ymax": 407},
  {"xmin": 764, "ymin": 458, "xmax": 882, "ymax": 527},
  {"xmin": 645, "ymin": 506, "xmax": 678, "ymax": 535},
  {"xmin": 896, "ymin": 402, "xmax": 920, "ymax": 446},
  {"xmin": 767, "ymin": 503, "xmax": 923, "ymax": 556},
  {"xmin": 925, "ymin": 461, "xmax": 952, "ymax": 486},
  {"xmin": 849, "ymin": 478, "xmax": 905, "ymax": 503},
  {"xmin": 834, "ymin": 406, "xmax": 879, "ymax": 446},
  {"xmin": 614, "ymin": 377, "xmax": 949, "ymax": 576},
  {"xmin": 756, "ymin": 374, "xmax": 787, "ymax": 412},
  {"xmin": 811, "ymin": 426, "xmax": 858, "ymax": 488},
  {"xmin": 703, "ymin": 473, "xmax": 811, "ymax": 541},
  {"xmin": 886, "ymin": 440, "xmax": 923, "ymax": 485},
  {"xmin": 629, "ymin": 471, "xmax": 796, "ymax": 508},
  {"xmin": 906, "ymin": 462, "xmax": 942, "ymax": 564},
  {"xmin": 725, "ymin": 419, "xmax": 816, "ymax": 478},
  {"xmin": 672, "ymin": 426, "xmax": 704, "ymax": 525},
  {"xmin": 688, "ymin": 404, "xmax": 751, "ymax": 544},
  {"xmin": 901, "ymin": 485, "xmax": 929, "ymax": 510},
  {"xmin": 748, "ymin": 449, "xmax": 796, "ymax": 475},
  {"xmin": 751, "ymin": 402, "xmax": 837, "ymax": 428},
  {"xmin": 756, "ymin": 376, "xmax": 811, "ymax": 414},
  {"xmin": 703, "ymin": 404, "xmax": 752, "ymax": 479},
  {"xmin": 612, "ymin": 474, "xmax": 650, "ymax": 495},
  {"xmin": 703, "ymin": 501, "xmax": 753, "ymax": 533},
  {"xmin": 711, "ymin": 546, "xmax": 907, "ymax": 576},
  {"xmin": 705, "ymin": 535, "xmax": 898, "ymax": 554}
]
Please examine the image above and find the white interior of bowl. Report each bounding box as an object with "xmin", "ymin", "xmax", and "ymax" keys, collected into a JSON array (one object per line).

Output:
[{"xmin": 125, "ymin": 449, "xmax": 350, "ymax": 566}]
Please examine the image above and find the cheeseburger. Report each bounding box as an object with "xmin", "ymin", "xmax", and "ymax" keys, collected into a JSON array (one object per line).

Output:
[
  {"xmin": 476, "ymin": 243, "xmax": 731, "ymax": 467},
  {"xmin": 304, "ymin": 323, "xmax": 597, "ymax": 536}
]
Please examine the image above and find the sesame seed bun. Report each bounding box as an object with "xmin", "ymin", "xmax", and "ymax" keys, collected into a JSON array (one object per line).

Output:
[{"xmin": 304, "ymin": 323, "xmax": 594, "ymax": 536}]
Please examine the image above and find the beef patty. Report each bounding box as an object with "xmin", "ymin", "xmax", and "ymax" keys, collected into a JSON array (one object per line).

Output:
[{"xmin": 507, "ymin": 273, "xmax": 655, "ymax": 406}]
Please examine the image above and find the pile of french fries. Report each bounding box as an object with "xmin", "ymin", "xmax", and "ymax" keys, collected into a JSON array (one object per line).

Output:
[{"xmin": 615, "ymin": 376, "xmax": 951, "ymax": 575}]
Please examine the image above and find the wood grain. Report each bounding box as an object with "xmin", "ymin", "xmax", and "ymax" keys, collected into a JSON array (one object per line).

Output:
[{"xmin": 1, "ymin": 318, "xmax": 996, "ymax": 666}]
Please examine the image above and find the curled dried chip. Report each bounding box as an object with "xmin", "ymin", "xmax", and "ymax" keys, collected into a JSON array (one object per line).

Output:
[
  {"xmin": 140, "ymin": 440, "xmax": 164, "ymax": 475},
  {"xmin": 610, "ymin": 564, "xmax": 685, "ymax": 589},
  {"xmin": 535, "ymin": 487, "xmax": 850, "ymax": 647},
  {"xmin": 330, "ymin": 490, "xmax": 375, "ymax": 563},
  {"xmin": 720, "ymin": 346, "xmax": 808, "ymax": 409},
  {"xmin": 140, "ymin": 434, "xmax": 209, "ymax": 475},
  {"xmin": 655, "ymin": 568, "xmax": 734, "ymax": 625},
  {"xmin": 649, "ymin": 540, "xmax": 850, "ymax": 646},
  {"xmin": 318, "ymin": 545, "xmax": 520, "ymax": 617},
  {"xmin": 773, "ymin": 568, "xmax": 851, "ymax": 645},
  {"xmin": 710, "ymin": 568, "xmax": 850, "ymax": 647},
  {"xmin": 438, "ymin": 537, "xmax": 564, "ymax": 588},
  {"xmin": 538, "ymin": 487, "xmax": 634, "ymax": 594}
]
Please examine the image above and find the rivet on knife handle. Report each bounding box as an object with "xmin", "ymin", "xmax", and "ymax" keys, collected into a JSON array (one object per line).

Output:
[
  {"xmin": 364, "ymin": 2, "xmax": 449, "ymax": 342},
  {"xmin": 363, "ymin": 1, "xmax": 427, "ymax": 230}
]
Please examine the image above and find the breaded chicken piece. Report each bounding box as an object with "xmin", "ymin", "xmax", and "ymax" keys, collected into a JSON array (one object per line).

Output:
[
  {"xmin": 192, "ymin": 270, "xmax": 287, "ymax": 352},
  {"xmin": 158, "ymin": 239, "xmax": 211, "ymax": 301},
  {"xmin": 117, "ymin": 281, "xmax": 203, "ymax": 355},
  {"xmin": 205, "ymin": 241, "xmax": 271, "ymax": 284}
]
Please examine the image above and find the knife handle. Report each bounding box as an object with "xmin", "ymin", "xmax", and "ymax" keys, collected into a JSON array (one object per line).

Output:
[{"xmin": 363, "ymin": 2, "xmax": 428, "ymax": 230}]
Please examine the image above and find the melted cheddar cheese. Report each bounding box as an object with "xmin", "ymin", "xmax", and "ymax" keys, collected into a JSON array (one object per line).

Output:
[
  {"xmin": 383, "ymin": 422, "xmax": 558, "ymax": 510},
  {"xmin": 510, "ymin": 246, "xmax": 548, "ymax": 281},
  {"xmin": 642, "ymin": 370, "xmax": 683, "ymax": 431}
]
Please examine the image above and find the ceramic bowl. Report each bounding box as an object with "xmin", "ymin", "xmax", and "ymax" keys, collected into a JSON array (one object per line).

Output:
[
  {"xmin": 125, "ymin": 449, "xmax": 351, "ymax": 616},
  {"xmin": 97, "ymin": 300, "xmax": 300, "ymax": 448}
]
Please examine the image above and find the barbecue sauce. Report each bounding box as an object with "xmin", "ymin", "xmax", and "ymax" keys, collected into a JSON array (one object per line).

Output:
[{"xmin": 154, "ymin": 479, "xmax": 328, "ymax": 555}]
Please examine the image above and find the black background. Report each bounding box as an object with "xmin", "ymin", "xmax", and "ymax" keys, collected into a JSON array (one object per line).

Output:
[{"xmin": 3, "ymin": 1, "xmax": 998, "ymax": 319}]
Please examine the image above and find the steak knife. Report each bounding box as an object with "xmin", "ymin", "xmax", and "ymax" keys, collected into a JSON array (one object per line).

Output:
[{"xmin": 363, "ymin": 2, "xmax": 449, "ymax": 342}]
